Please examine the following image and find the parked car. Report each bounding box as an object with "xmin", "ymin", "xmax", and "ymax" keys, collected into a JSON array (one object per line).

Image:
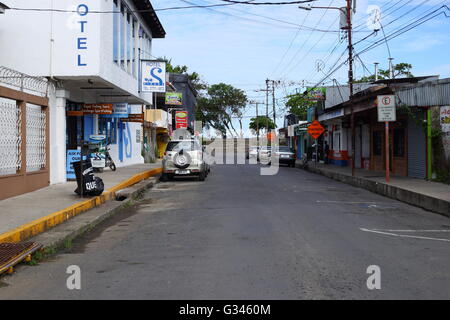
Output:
[
  {"xmin": 161, "ymin": 139, "xmax": 209, "ymax": 181},
  {"xmin": 258, "ymin": 146, "xmax": 271, "ymax": 164},
  {"xmin": 247, "ymin": 146, "xmax": 260, "ymax": 160},
  {"xmin": 259, "ymin": 146, "xmax": 296, "ymax": 167}
]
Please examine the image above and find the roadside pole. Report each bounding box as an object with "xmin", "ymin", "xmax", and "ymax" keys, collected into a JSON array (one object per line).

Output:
[
  {"xmin": 377, "ymin": 95, "xmax": 396, "ymax": 183},
  {"xmin": 307, "ymin": 120, "xmax": 325, "ymax": 168},
  {"xmin": 385, "ymin": 121, "xmax": 390, "ymax": 183},
  {"xmin": 266, "ymin": 79, "xmax": 269, "ymax": 138},
  {"xmin": 256, "ymin": 102, "xmax": 259, "ymax": 147}
]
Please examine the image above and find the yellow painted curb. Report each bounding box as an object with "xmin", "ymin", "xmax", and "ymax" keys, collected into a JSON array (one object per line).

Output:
[{"xmin": 0, "ymin": 167, "xmax": 162, "ymax": 244}]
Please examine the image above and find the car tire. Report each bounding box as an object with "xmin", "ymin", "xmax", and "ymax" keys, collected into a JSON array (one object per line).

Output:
[
  {"xmin": 173, "ymin": 151, "xmax": 192, "ymax": 169},
  {"xmin": 198, "ymin": 171, "xmax": 206, "ymax": 181}
]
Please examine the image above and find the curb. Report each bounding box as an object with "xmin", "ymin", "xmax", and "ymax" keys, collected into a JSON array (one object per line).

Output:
[
  {"xmin": 33, "ymin": 177, "xmax": 159, "ymax": 253},
  {"xmin": 303, "ymin": 165, "xmax": 450, "ymax": 217},
  {"xmin": 0, "ymin": 167, "xmax": 162, "ymax": 244}
]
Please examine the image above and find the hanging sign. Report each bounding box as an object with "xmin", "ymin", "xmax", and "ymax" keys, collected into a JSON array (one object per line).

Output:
[
  {"xmin": 83, "ymin": 103, "xmax": 113, "ymax": 115},
  {"xmin": 121, "ymin": 113, "xmax": 144, "ymax": 123},
  {"xmin": 141, "ymin": 60, "xmax": 166, "ymax": 93},
  {"xmin": 377, "ymin": 95, "xmax": 396, "ymax": 122},
  {"xmin": 175, "ymin": 111, "xmax": 188, "ymax": 129},
  {"xmin": 165, "ymin": 92, "xmax": 183, "ymax": 105}
]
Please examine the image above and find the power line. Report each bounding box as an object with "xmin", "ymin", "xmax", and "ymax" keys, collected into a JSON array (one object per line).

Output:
[
  {"xmin": 218, "ymin": 0, "xmax": 317, "ymax": 5},
  {"xmin": 306, "ymin": 5, "xmax": 450, "ymax": 92},
  {"xmin": 276, "ymin": 0, "xmax": 337, "ymax": 79}
]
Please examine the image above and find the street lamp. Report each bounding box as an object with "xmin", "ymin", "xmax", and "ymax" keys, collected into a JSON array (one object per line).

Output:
[{"xmin": 299, "ymin": 1, "xmax": 356, "ymax": 176}]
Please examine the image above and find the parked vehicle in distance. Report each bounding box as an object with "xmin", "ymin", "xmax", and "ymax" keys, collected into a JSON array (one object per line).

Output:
[
  {"xmin": 247, "ymin": 146, "xmax": 260, "ymax": 160},
  {"xmin": 258, "ymin": 146, "xmax": 271, "ymax": 164},
  {"xmin": 259, "ymin": 146, "xmax": 296, "ymax": 167},
  {"xmin": 162, "ymin": 139, "xmax": 209, "ymax": 181}
]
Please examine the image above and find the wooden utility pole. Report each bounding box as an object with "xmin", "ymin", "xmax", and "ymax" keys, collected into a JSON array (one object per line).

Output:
[
  {"xmin": 272, "ymin": 80, "xmax": 276, "ymax": 127},
  {"xmin": 346, "ymin": 0, "xmax": 355, "ymax": 177}
]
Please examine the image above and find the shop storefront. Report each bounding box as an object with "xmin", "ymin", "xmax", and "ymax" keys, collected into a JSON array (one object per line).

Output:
[{"xmin": 65, "ymin": 102, "xmax": 144, "ymax": 179}]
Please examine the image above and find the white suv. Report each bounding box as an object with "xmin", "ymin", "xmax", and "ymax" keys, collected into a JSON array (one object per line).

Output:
[{"xmin": 161, "ymin": 139, "xmax": 209, "ymax": 181}]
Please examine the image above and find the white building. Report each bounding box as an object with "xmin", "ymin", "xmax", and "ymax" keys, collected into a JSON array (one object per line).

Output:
[{"xmin": 0, "ymin": 0, "xmax": 166, "ymax": 185}]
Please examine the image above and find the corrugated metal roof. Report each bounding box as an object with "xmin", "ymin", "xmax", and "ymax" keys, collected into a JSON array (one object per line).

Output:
[
  {"xmin": 325, "ymin": 83, "xmax": 374, "ymax": 109},
  {"xmin": 395, "ymin": 78, "xmax": 450, "ymax": 107}
]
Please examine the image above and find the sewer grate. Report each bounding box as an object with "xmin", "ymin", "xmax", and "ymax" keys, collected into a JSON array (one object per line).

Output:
[{"xmin": 0, "ymin": 242, "xmax": 42, "ymax": 275}]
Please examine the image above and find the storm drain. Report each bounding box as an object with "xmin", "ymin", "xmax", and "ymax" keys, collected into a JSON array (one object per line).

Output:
[{"xmin": 0, "ymin": 242, "xmax": 42, "ymax": 275}]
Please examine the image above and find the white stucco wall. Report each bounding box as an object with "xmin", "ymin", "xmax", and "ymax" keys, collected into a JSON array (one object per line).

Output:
[{"xmin": 0, "ymin": 0, "xmax": 153, "ymax": 102}]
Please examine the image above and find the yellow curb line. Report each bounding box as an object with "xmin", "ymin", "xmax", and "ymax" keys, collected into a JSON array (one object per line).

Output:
[{"xmin": 0, "ymin": 167, "xmax": 162, "ymax": 244}]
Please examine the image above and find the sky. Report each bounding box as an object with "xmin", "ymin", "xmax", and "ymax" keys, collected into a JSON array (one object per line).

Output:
[{"xmin": 151, "ymin": 0, "xmax": 450, "ymax": 134}]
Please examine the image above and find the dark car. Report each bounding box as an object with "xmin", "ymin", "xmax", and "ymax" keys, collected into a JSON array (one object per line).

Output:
[{"xmin": 260, "ymin": 146, "xmax": 296, "ymax": 167}]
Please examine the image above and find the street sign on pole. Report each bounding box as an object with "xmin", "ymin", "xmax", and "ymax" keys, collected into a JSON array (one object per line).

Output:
[
  {"xmin": 377, "ymin": 95, "xmax": 396, "ymax": 122},
  {"xmin": 377, "ymin": 95, "xmax": 396, "ymax": 183},
  {"xmin": 307, "ymin": 120, "xmax": 325, "ymax": 140}
]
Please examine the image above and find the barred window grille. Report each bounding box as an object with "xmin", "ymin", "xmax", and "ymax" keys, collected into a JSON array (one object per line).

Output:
[
  {"xmin": 26, "ymin": 103, "xmax": 46, "ymax": 172},
  {"xmin": 0, "ymin": 98, "xmax": 21, "ymax": 175}
]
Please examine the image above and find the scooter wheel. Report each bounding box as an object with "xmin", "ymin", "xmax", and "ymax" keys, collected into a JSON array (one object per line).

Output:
[{"xmin": 109, "ymin": 163, "xmax": 117, "ymax": 171}]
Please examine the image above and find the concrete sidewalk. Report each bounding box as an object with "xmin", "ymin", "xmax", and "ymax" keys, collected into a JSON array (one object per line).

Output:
[
  {"xmin": 0, "ymin": 162, "xmax": 162, "ymax": 241},
  {"xmin": 299, "ymin": 161, "xmax": 450, "ymax": 217}
]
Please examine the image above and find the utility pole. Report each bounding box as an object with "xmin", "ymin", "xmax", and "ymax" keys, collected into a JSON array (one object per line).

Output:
[
  {"xmin": 250, "ymin": 101, "xmax": 262, "ymax": 147},
  {"xmin": 346, "ymin": 0, "xmax": 356, "ymax": 177},
  {"xmin": 299, "ymin": 2, "xmax": 355, "ymax": 175},
  {"xmin": 272, "ymin": 80, "xmax": 276, "ymax": 129},
  {"xmin": 266, "ymin": 79, "xmax": 270, "ymax": 136}
]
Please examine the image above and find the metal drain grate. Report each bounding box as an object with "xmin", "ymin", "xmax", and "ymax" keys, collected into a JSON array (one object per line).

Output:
[{"xmin": 0, "ymin": 242, "xmax": 42, "ymax": 275}]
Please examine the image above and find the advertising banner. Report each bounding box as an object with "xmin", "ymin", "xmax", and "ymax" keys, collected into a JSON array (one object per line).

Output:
[
  {"xmin": 141, "ymin": 60, "xmax": 166, "ymax": 93},
  {"xmin": 165, "ymin": 92, "xmax": 183, "ymax": 106},
  {"xmin": 305, "ymin": 87, "xmax": 326, "ymax": 101},
  {"xmin": 441, "ymin": 106, "xmax": 450, "ymax": 159},
  {"xmin": 66, "ymin": 149, "xmax": 81, "ymax": 180},
  {"xmin": 175, "ymin": 111, "xmax": 188, "ymax": 129}
]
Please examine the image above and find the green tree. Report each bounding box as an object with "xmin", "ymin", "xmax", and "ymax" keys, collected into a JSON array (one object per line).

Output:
[
  {"xmin": 159, "ymin": 57, "xmax": 208, "ymax": 91},
  {"xmin": 285, "ymin": 93, "xmax": 316, "ymax": 121},
  {"xmin": 249, "ymin": 116, "xmax": 276, "ymax": 135},
  {"xmin": 355, "ymin": 62, "xmax": 413, "ymax": 83},
  {"xmin": 196, "ymin": 83, "xmax": 247, "ymax": 136}
]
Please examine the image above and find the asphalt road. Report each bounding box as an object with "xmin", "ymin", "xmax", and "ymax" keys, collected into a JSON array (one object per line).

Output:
[{"xmin": 1, "ymin": 163, "xmax": 450, "ymax": 299}]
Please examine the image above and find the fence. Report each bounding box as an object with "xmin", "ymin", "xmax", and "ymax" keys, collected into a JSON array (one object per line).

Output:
[{"xmin": 0, "ymin": 67, "xmax": 49, "ymax": 200}]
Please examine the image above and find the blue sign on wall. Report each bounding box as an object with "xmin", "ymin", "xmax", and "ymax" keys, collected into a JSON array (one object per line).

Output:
[{"xmin": 67, "ymin": 149, "xmax": 81, "ymax": 180}]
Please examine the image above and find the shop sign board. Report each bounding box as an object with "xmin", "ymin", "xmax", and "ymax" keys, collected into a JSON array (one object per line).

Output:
[
  {"xmin": 377, "ymin": 95, "xmax": 396, "ymax": 122},
  {"xmin": 121, "ymin": 113, "xmax": 144, "ymax": 123},
  {"xmin": 441, "ymin": 106, "xmax": 450, "ymax": 159},
  {"xmin": 83, "ymin": 103, "xmax": 113, "ymax": 115},
  {"xmin": 66, "ymin": 149, "xmax": 81, "ymax": 180},
  {"xmin": 165, "ymin": 92, "xmax": 183, "ymax": 106},
  {"xmin": 176, "ymin": 111, "xmax": 188, "ymax": 129},
  {"xmin": 141, "ymin": 60, "xmax": 166, "ymax": 93}
]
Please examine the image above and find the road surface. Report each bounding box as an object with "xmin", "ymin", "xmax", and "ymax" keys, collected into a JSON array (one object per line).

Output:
[{"xmin": 1, "ymin": 163, "xmax": 449, "ymax": 299}]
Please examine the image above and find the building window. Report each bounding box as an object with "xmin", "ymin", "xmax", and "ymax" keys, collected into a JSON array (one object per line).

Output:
[
  {"xmin": 373, "ymin": 131, "xmax": 382, "ymax": 156},
  {"xmin": 113, "ymin": 0, "xmax": 119, "ymax": 64}
]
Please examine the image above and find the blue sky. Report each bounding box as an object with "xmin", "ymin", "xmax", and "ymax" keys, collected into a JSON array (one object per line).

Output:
[{"xmin": 152, "ymin": 0, "xmax": 450, "ymax": 132}]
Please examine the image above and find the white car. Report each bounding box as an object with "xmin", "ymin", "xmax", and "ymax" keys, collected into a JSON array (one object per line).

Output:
[
  {"xmin": 247, "ymin": 146, "xmax": 260, "ymax": 160},
  {"xmin": 162, "ymin": 139, "xmax": 209, "ymax": 181}
]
